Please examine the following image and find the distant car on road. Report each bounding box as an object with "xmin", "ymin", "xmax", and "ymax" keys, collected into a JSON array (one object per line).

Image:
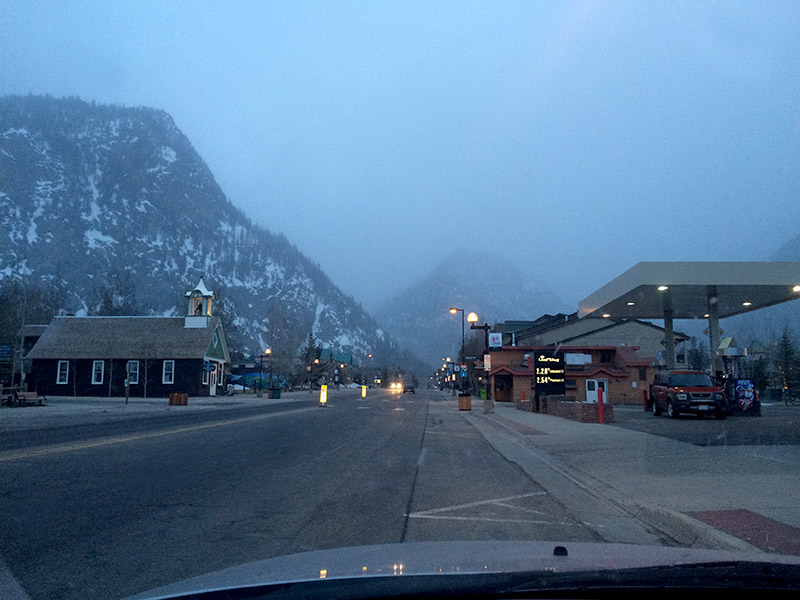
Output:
[
  {"xmin": 403, "ymin": 385, "xmax": 415, "ymax": 394},
  {"xmin": 650, "ymin": 370, "xmax": 727, "ymax": 419}
]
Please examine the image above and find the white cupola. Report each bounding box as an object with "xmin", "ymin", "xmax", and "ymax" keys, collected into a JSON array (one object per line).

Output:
[{"xmin": 185, "ymin": 277, "xmax": 215, "ymax": 328}]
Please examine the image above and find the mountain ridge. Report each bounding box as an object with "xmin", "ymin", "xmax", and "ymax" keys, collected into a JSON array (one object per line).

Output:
[{"xmin": 0, "ymin": 94, "xmax": 422, "ymax": 371}]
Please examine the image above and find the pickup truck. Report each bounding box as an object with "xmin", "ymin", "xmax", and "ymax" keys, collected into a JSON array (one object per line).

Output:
[{"xmin": 650, "ymin": 370, "xmax": 727, "ymax": 419}]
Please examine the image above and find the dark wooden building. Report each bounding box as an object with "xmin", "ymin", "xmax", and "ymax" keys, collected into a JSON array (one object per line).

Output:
[{"xmin": 27, "ymin": 279, "xmax": 230, "ymax": 398}]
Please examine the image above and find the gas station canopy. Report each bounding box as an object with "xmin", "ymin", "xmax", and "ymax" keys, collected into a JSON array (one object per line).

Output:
[
  {"xmin": 579, "ymin": 262, "xmax": 800, "ymax": 321},
  {"xmin": 578, "ymin": 262, "xmax": 800, "ymax": 370}
]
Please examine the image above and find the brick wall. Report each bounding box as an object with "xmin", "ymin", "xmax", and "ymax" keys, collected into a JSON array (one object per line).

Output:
[{"xmin": 516, "ymin": 394, "xmax": 615, "ymax": 423}]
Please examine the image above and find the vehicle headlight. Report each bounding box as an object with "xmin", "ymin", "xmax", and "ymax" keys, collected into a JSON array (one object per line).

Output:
[
  {"xmin": 676, "ymin": 393, "xmax": 687, "ymax": 400},
  {"xmin": 714, "ymin": 393, "xmax": 724, "ymax": 400}
]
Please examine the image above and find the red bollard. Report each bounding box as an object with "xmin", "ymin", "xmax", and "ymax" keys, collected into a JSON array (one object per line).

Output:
[
  {"xmin": 642, "ymin": 389, "xmax": 649, "ymax": 412},
  {"xmin": 598, "ymin": 385, "xmax": 605, "ymax": 424}
]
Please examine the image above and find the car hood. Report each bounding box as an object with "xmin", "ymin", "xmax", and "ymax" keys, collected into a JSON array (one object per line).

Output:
[{"xmin": 124, "ymin": 541, "xmax": 800, "ymax": 599}]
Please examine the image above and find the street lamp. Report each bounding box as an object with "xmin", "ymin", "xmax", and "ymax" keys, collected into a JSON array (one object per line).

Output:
[
  {"xmin": 308, "ymin": 357, "xmax": 319, "ymax": 392},
  {"xmin": 467, "ymin": 312, "xmax": 490, "ymax": 351},
  {"xmin": 449, "ymin": 307, "xmax": 466, "ymax": 392},
  {"xmin": 258, "ymin": 348, "xmax": 271, "ymax": 398},
  {"xmin": 467, "ymin": 312, "xmax": 492, "ymax": 401}
]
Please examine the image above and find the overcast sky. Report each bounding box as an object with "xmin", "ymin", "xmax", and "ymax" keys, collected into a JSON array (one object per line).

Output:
[{"xmin": 2, "ymin": 1, "xmax": 799, "ymax": 311}]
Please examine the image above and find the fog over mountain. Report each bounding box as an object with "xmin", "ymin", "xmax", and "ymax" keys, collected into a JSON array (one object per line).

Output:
[
  {"xmin": 375, "ymin": 252, "xmax": 566, "ymax": 366},
  {"xmin": 0, "ymin": 94, "xmax": 424, "ymax": 370}
]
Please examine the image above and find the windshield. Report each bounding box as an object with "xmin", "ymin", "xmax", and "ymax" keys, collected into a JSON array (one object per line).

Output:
[
  {"xmin": 669, "ymin": 374, "xmax": 715, "ymax": 388},
  {"xmin": 2, "ymin": 2, "xmax": 800, "ymax": 599}
]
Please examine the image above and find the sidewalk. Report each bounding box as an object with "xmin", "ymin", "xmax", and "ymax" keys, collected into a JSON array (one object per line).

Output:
[
  {"xmin": 0, "ymin": 391, "xmax": 308, "ymax": 432},
  {"xmin": 462, "ymin": 399, "xmax": 800, "ymax": 554}
]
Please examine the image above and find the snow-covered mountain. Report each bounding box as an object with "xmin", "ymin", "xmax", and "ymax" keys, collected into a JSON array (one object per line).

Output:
[
  {"xmin": 375, "ymin": 252, "xmax": 567, "ymax": 367},
  {"xmin": 0, "ymin": 94, "xmax": 417, "ymax": 367}
]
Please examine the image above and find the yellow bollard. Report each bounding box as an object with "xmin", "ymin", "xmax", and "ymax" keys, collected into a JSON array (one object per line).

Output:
[
  {"xmin": 319, "ymin": 384, "xmax": 328, "ymax": 406},
  {"xmin": 361, "ymin": 385, "xmax": 367, "ymax": 398}
]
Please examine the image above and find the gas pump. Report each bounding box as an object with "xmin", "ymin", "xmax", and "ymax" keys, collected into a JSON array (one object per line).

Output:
[{"xmin": 719, "ymin": 337, "xmax": 760, "ymax": 416}]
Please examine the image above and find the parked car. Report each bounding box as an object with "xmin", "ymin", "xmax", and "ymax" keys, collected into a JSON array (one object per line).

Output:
[{"xmin": 650, "ymin": 370, "xmax": 727, "ymax": 419}]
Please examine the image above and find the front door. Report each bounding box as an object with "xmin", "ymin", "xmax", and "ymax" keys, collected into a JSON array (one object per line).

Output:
[
  {"xmin": 586, "ymin": 379, "xmax": 608, "ymax": 403},
  {"xmin": 209, "ymin": 364, "xmax": 217, "ymax": 396},
  {"xmin": 494, "ymin": 374, "xmax": 513, "ymax": 402}
]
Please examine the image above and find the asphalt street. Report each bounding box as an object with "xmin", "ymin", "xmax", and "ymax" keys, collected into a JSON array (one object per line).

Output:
[{"xmin": 0, "ymin": 389, "xmax": 593, "ymax": 600}]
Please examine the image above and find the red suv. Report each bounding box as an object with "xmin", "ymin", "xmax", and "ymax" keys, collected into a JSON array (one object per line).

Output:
[{"xmin": 650, "ymin": 370, "xmax": 727, "ymax": 419}]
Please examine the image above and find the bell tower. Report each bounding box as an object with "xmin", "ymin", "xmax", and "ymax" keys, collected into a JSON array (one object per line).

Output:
[{"xmin": 185, "ymin": 277, "xmax": 214, "ymax": 328}]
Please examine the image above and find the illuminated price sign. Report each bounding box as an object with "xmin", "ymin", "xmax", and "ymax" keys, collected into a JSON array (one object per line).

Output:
[{"xmin": 533, "ymin": 351, "xmax": 566, "ymax": 396}]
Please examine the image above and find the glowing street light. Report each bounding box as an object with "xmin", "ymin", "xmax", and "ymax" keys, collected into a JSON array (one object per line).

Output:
[{"xmin": 258, "ymin": 348, "xmax": 271, "ymax": 398}]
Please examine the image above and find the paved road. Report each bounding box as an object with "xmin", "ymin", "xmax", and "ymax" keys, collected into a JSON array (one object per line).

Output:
[
  {"xmin": 0, "ymin": 389, "xmax": 594, "ymax": 600},
  {"xmin": 612, "ymin": 404, "xmax": 800, "ymax": 446}
]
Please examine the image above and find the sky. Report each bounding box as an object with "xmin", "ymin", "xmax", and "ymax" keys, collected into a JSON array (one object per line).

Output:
[{"xmin": 2, "ymin": 0, "xmax": 799, "ymax": 312}]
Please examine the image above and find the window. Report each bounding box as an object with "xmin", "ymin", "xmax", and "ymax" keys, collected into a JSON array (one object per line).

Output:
[
  {"xmin": 202, "ymin": 367, "xmax": 209, "ymax": 385},
  {"xmin": 92, "ymin": 360, "xmax": 104, "ymax": 385},
  {"xmin": 57, "ymin": 360, "xmax": 69, "ymax": 384},
  {"xmin": 127, "ymin": 360, "xmax": 139, "ymax": 385},
  {"xmin": 639, "ymin": 367, "xmax": 647, "ymax": 381},
  {"xmin": 669, "ymin": 373, "xmax": 714, "ymax": 387},
  {"xmin": 162, "ymin": 360, "xmax": 175, "ymax": 384}
]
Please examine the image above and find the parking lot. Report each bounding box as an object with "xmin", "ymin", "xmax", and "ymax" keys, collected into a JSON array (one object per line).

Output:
[{"xmin": 612, "ymin": 403, "xmax": 800, "ymax": 446}]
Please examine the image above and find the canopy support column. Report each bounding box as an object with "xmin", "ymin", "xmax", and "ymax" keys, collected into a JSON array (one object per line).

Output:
[
  {"xmin": 707, "ymin": 286, "xmax": 722, "ymax": 376},
  {"xmin": 663, "ymin": 289, "xmax": 675, "ymax": 369}
]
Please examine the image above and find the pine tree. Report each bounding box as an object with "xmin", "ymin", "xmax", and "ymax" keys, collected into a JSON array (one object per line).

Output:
[
  {"xmin": 687, "ymin": 337, "xmax": 710, "ymax": 372},
  {"xmin": 777, "ymin": 329, "xmax": 795, "ymax": 393},
  {"xmin": 300, "ymin": 332, "xmax": 321, "ymax": 365}
]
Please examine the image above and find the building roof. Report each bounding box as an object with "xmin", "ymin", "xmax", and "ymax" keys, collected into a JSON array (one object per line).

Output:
[
  {"xmin": 579, "ymin": 261, "xmax": 800, "ymax": 320},
  {"xmin": 494, "ymin": 314, "xmax": 572, "ymax": 335},
  {"xmin": 27, "ymin": 316, "xmax": 225, "ymax": 360},
  {"xmin": 319, "ymin": 348, "xmax": 353, "ymax": 364},
  {"xmin": 19, "ymin": 324, "xmax": 48, "ymax": 338},
  {"xmin": 185, "ymin": 277, "xmax": 214, "ymax": 298},
  {"xmin": 552, "ymin": 319, "xmax": 689, "ymax": 345}
]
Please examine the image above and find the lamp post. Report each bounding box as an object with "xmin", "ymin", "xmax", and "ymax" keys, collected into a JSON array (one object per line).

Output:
[
  {"xmin": 467, "ymin": 312, "xmax": 492, "ymax": 406},
  {"xmin": 308, "ymin": 357, "xmax": 319, "ymax": 392},
  {"xmin": 467, "ymin": 312, "xmax": 490, "ymax": 352},
  {"xmin": 258, "ymin": 348, "xmax": 271, "ymax": 398},
  {"xmin": 449, "ymin": 307, "xmax": 466, "ymax": 392}
]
